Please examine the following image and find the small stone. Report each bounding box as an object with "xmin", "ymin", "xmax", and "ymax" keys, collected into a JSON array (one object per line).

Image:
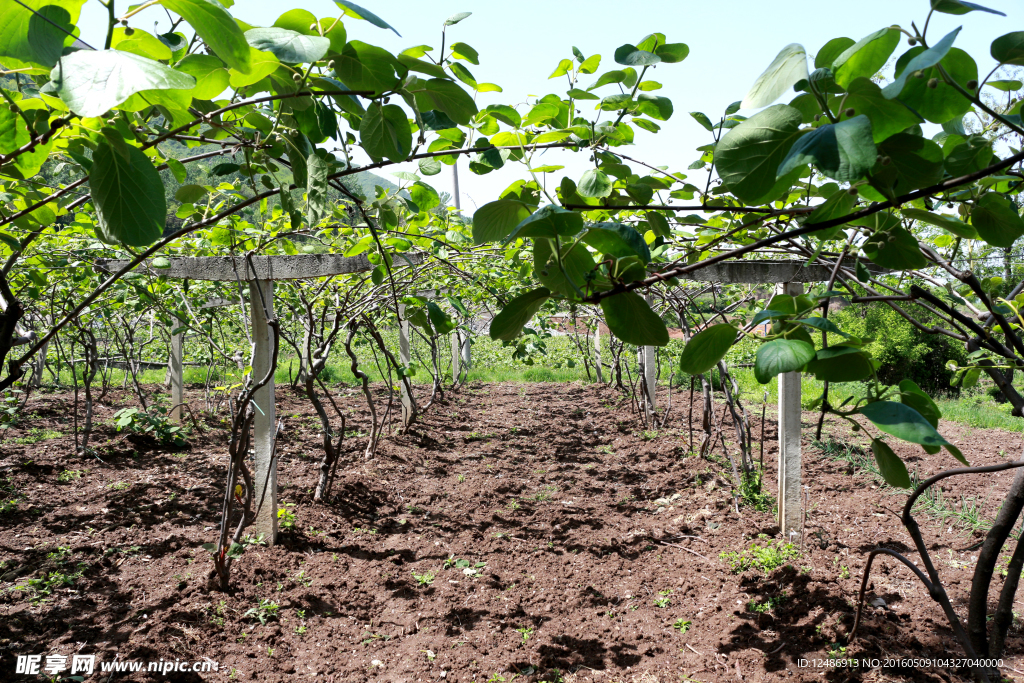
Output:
[
  {"xmin": 371, "ymin": 659, "xmax": 383, "ymax": 668},
  {"xmin": 869, "ymin": 597, "xmax": 887, "ymax": 608}
]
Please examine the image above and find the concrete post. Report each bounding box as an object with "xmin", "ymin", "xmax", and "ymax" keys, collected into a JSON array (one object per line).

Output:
[
  {"xmin": 643, "ymin": 293, "xmax": 657, "ymax": 416},
  {"xmin": 776, "ymin": 281, "xmax": 803, "ymax": 540},
  {"xmin": 398, "ymin": 304, "xmax": 413, "ymax": 426},
  {"xmin": 593, "ymin": 318, "xmax": 604, "ymax": 384},
  {"xmin": 461, "ymin": 332, "xmax": 470, "ymax": 373},
  {"xmin": 451, "ymin": 330, "xmax": 461, "ymax": 382},
  {"xmin": 168, "ymin": 318, "xmax": 184, "ymax": 422},
  {"xmin": 248, "ymin": 280, "xmax": 277, "ymax": 545}
]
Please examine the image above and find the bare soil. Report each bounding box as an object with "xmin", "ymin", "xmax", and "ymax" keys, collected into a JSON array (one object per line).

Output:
[{"xmin": 0, "ymin": 381, "xmax": 1022, "ymax": 683}]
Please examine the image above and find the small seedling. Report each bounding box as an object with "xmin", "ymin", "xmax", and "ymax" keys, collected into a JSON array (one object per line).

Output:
[
  {"xmin": 515, "ymin": 626, "xmax": 534, "ymax": 643},
  {"xmin": 413, "ymin": 570, "xmax": 436, "ymax": 586},
  {"xmin": 277, "ymin": 503, "xmax": 296, "ymax": 529},
  {"xmin": 242, "ymin": 598, "xmax": 280, "ymax": 625},
  {"xmin": 673, "ymin": 618, "xmax": 692, "ymax": 634}
]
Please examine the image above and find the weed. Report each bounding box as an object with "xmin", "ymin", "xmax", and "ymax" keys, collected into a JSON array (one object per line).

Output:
[
  {"xmin": 277, "ymin": 504, "xmax": 296, "ymax": 529},
  {"xmin": 515, "ymin": 626, "xmax": 534, "ymax": 643},
  {"xmin": 720, "ymin": 536, "xmax": 800, "ymax": 574},
  {"xmin": 242, "ymin": 598, "xmax": 280, "ymax": 625},
  {"xmin": 457, "ymin": 474, "xmax": 466, "ymax": 483},
  {"xmin": 640, "ymin": 430, "xmax": 660, "ymax": 441},
  {"xmin": 506, "ymin": 498, "xmax": 520, "ymax": 511},
  {"xmin": 413, "ymin": 570, "xmax": 436, "ymax": 587},
  {"xmin": 747, "ymin": 592, "xmax": 788, "ymax": 614},
  {"xmin": 57, "ymin": 469, "xmax": 83, "ymax": 484},
  {"xmin": 106, "ymin": 481, "xmax": 130, "ymax": 491},
  {"xmin": 112, "ymin": 407, "xmax": 187, "ymax": 447},
  {"xmin": 15, "ymin": 565, "xmax": 86, "ymax": 603},
  {"xmin": 839, "ymin": 565, "xmax": 851, "ymax": 580},
  {"xmin": 596, "ymin": 445, "xmax": 614, "ymax": 455},
  {"xmin": 739, "ymin": 466, "xmax": 774, "ymax": 513},
  {"xmin": 673, "ymin": 618, "xmax": 692, "ymax": 634},
  {"xmin": 654, "ymin": 596, "xmax": 671, "ymax": 608},
  {"xmin": 9, "ymin": 428, "xmax": 62, "ymax": 444}
]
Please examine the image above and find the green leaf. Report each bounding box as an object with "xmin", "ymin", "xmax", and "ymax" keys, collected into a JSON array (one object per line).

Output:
[
  {"xmin": 447, "ymin": 42, "xmax": 478, "ymax": 66},
  {"xmin": 333, "ymin": 0, "xmax": 401, "ymax": 36},
  {"xmin": 972, "ymin": 193, "xmax": 1024, "ymax": 248},
  {"xmin": 899, "ymin": 378, "xmax": 942, "ymax": 428},
  {"xmin": 843, "ymin": 77, "xmax": 922, "ymax": 143},
  {"xmin": 427, "ymin": 301, "xmax": 456, "ymax": 335},
  {"xmin": 716, "ymin": 104, "xmax": 804, "ymax": 204},
  {"xmin": 986, "ymin": 79, "xmax": 1022, "ymax": 92},
  {"xmin": 859, "ymin": 400, "xmax": 950, "ymax": 447},
  {"xmin": 690, "ymin": 112, "xmax": 714, "ymax": 131},
  {"xmin": 334, "ymin": 40, "xmax": 400, "ymax": 94},
  {"xmin": 931, "ymin": 0, "xmax": 1004, "ymax": 15},
  {"xmin": 371, "ymin": 264, "xmax": 385, "ymax": 286},
  {"xmin": 862, "ymin": 226, "xmax": 927, "ymax": 269},
  {"xmin": 992, "ymin": 32, "xmax": 1024, "ymax": 66},
  {"xmin": 601, "ymin": 292, "xmax": 669, "ymax": 347},
  {"xmin": 306, "ymin": 151, "xmax": 329, "ymax": 224},
  {"xmin": 418, "ymin": 157, "xmax": 442, "ymax": 176},
  {"xmin": 815, "ymin": 37, "xmax": 855, "ymax": 69},
  {"xmin": 614, "ymin": 44, "xmax": 661, "ymax": 67},
  {"xmin": 872, "ymin": 133, "xmax": 944, "ymax": 195},
  {"xmin": 741, "ymin": 43, "xmax": 808, "ymax": 109},
  {"xmin": 582, "ymin": 222, "xmax": 651, "ymax": 263},
  {"xmin": 244, "ymin": 27, "xmax": 330, "ymax": 63},
  {"xmin": 89, "ymin": 140, "xmax": 166, "ymax": 247},
  {"xmin": 753, "ymin": 339, "xmax": 815, "ymax": 384},
  {"xmin": 507, "ymin": 204, "xmax": 583, "ymax": 241},
  {"xmin": 805, "ymin": 190, "xmax": 856, "ymax": 240},
  {"xmin": 533, "ymin": 238, "xmax": 596, "ymax": 296},
  {"xmin": 831, "ymin": 28, "xmax": 900, "ymax": 89},
  {"xmin": 578, "ymin": 170, "xmax": 613, "ymax": 198},
  {"xmin": 445, "ymin": 11, "xmax": 471, "ymax": 25},
  {"xmin": 472, "ymin": 199, "xmax": 532, "ymax": 244},
  {"xmin": 870, "ymin": 439, "xmax": 912, "ymax": 489},
  {"xmin": 901, "ymin": 208, "xmax": 978, "ymax": 239},
  {"xmin": 679, "ymin": 324, "xmax": 736, "ymax": 375},
  {"xmin": 399, "ymin": 54, "xmax": 449, "ymax": 80},
  {"xmin": 359, "ymin": 102, "xmax": 411, "ymax": 162},
  {"xmin": 490, "ymin": 287, "xmax": 550, "ymax": 341},
  {"xmin": 0, "ymin": 0, "xmax": 84, "ymax": 71},
  {"xmin": 409, "ymin": 181, "xmax": 440, "ymax": 212},
  {"xmin": 151, "ymin": 256, "xmax": 171, "ymax": 269},
  {"xmin": 579, "ymin": 54, "xmax": 601, "ymax": 74},
  {"xmin": 588, "ymin": 70, "xmax": 627, "ymax": 91},
  {"xmin": 481, "ymin": 104, "xmax": 522, "ymax": 128},
  {"xmin": 162, "ymin": 0, "xmax": 252, "ymax": 73},
  {"xmin": 166, "ymin": 158, "xmax": 187, "ymax": 184},
  {"xmin": 174, "ymin": 184, "xmax": 207, "ymax": 203},
  {"xmin": 777, "ymin": 115, "xmax": 876, "ymax": 182},
  {"xmin": 945, "ymin": 135, "xmax": 993, "ymax": 177},
  {"xmin": 549, "ymin": 58, "xmax": 573, "ymax": 79},
  {"xmin": 805, "ymin": 346, "xmax": 874, "ymax": 382},
  {"xmin": 655, "ymin": 43, "xmax": 689, "ymax": 63},
  {"xmin": 891, "ymin": 46, "xmax": 977, "ymax": 124},
  {"xmin": 636, "ymin": 94, "xmax": 673, "ymax": 121},
  {"xmin": 882, "ymin": 27, "xmax": 960, "ymax": 100},
  {"xmin": 49, "ymin": 49, "xmax": 196, "ymax": 118},
  {"xmin": 417, "ymin": 79, "xmax": 478, "ymax": 125}
]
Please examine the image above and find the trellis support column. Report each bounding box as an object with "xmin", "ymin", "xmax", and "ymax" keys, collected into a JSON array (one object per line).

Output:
[
  {"xmin": 249, "ymin": 280, "xmax": 277, "ymax": 544},
  {"xmin": 643, "ymin": 293, "xmax": 656, "ymax": 418},
  {"xmin": 593, "ymin": 318, "xmax": 604, "ymax": 384},
  {"xmin": 461, "ymin": 331, "xmax": 470, "ymax": 374},
  {"xmin": 777, "ymin": 281, "xmax": 803, "ymax": 540},
  {"xmin": 168, "ymin": 317, "xmax": 184, "ymax": 423},
  {"xmin": 398, "ymin": 305, "xmax": 413, "ymax": 426},
  {"xmin": 451, "ymin": 331, "xmax": 461, "ymax": 382}
]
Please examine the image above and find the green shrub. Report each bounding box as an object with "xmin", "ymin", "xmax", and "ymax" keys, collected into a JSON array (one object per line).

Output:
[{"xmin": 829, "ymin": 303, "xmax": 968, "ymax": 394}]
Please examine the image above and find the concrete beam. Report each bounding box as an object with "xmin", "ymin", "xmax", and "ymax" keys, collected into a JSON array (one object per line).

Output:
[
  {"xmin": 672, "ymin": 259, "xmax": 879, "ymax": 284},
  {"xmin": 96, "ymin": 252, "xmax": 423, "ymax": 281}
]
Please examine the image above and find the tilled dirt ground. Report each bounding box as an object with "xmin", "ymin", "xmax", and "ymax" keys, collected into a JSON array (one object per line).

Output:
[{"xmin": 0, "ymin": 381, "xmax": 1022, "ymax": 683}]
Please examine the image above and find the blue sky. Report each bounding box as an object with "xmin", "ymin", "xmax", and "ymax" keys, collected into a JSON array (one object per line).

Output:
[{"xmin": 75, "ymin": 0, "xmax": 1018, "ymax": 212}]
